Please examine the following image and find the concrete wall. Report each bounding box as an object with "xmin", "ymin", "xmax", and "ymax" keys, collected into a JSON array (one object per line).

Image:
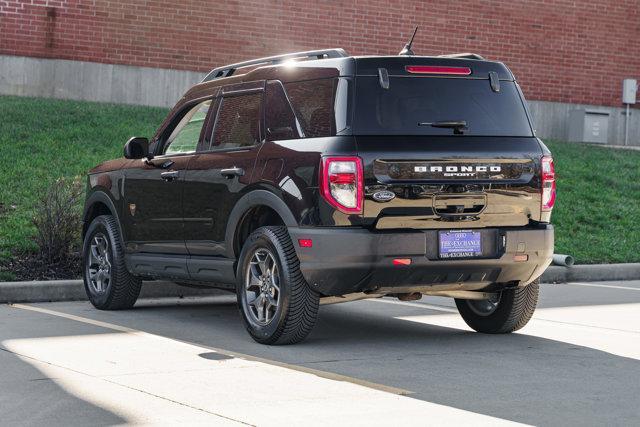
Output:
[
  {"xmin": 529, "ymin": 101, "xmax": 639, "ymax": 146},
  {"xmin": 0, "ymin": 55, "xmax": 203, "ymax": 108},
  {"xmin": 1, "ymin": 54, "xmax": 638, "ymax": 146}
]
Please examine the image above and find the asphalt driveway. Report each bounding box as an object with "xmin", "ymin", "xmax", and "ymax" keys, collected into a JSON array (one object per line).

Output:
[{"xmin": 1, "ymin": 280, "xmax": 639, "ymax": 426}]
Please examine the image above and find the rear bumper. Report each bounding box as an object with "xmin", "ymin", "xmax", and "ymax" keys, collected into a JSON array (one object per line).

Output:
[{"xmin": 288, "ymin": 225, "xmax": 554, "ymax": 296}]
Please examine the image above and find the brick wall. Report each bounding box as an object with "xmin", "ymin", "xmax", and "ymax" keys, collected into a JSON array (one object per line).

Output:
[{"xmin": 1, "ymin": 0, "xmax": 639, "ymax": 107}]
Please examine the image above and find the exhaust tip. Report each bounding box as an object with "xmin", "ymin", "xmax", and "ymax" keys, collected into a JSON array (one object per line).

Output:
[{"xmin": 552, "ymin": 254, "xmax": 575, "ymax": 267}]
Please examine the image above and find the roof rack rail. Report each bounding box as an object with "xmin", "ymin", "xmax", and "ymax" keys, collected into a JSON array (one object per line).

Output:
[
  {"xmin": 202, "ymin": 48, "xmax": 349, "ymax": 82},
  {"xmin": 437, "ymin": 52, "xmax": 486, "ymax": 60}
]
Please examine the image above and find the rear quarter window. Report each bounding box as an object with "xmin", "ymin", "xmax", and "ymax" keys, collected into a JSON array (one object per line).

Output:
[{"xmin": 285, "ymin": 79, "xmax": 336, "ymax": 138}]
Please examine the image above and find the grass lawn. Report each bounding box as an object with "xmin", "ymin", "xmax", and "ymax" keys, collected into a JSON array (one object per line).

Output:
[
  {"xmin": 544, "ymin": 140, "xmax": 640, "ymax": 264},
  {"xmin": 0, "ymin": 96, "xmax": 638, "ymax": 281},
  {"xmin": 0, "ymin": 96, "xmax": 168, "ymax": 279}
]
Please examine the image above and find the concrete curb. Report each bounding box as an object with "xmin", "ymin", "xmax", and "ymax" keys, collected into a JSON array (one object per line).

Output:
[
  {"xmin": 541, "ymin": 263, "xmax": 640, "ymax": 283},
  {"xmin": 0, "ymin": 280, "xmax": 226, "ymax": 304},
  {"xmin": 1, "ymin": 263, "xmax": 639, "ymax": 304}
]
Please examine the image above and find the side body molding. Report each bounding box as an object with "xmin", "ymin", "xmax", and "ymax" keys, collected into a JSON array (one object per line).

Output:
[{"xmin": 224, "ymin": 189, "xmax": 298, "ymax": 258}]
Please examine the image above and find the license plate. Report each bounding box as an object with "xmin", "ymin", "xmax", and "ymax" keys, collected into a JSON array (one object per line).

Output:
[{"xmin": 439, "ymin": 230, "xmax": 482, "ymax": 259}]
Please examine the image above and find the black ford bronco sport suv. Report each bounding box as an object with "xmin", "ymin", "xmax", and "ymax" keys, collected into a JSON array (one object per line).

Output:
[{"xmin": 82, "ymin": 48, "xmax": 555, "ymax": 345}]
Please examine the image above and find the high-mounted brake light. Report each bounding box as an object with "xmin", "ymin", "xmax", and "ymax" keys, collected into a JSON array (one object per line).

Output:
[
  {"xmin": 319, "ymin": 157, "xmax": 363, "ymax": 214},
  {"xmin": 405, "ymin": 65, "xmax": 472, "ymax": 75},
  {"xmin": 541, "ymin": 156, "xmax": 556, "ymax": 211}
]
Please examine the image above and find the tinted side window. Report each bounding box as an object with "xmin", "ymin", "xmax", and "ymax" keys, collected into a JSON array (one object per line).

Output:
[
  {"xmin": 164, "ymin": 100, "xmax": 211, "ymax": 154},
  {"xmin": 212, "ymin": 93, "xmax": 262, "ymax": 149},
  {"xmin": 285, "ymin": 78, "xmax": 335, "ymax": 138},
  {"xmin": 265, "ymin": 80, "xmax": 300, "ymax": 141}
]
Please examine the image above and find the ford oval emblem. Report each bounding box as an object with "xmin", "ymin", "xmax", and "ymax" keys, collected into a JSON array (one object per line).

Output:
[{"xmin": 372, "ymin": 190, "xmax": 395, "ymax": 202}]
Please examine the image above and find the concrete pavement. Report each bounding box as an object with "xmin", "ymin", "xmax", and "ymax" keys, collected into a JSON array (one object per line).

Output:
[{"xmin": 1, "ymin": 281, "xmax": 639, "ymax": 426}]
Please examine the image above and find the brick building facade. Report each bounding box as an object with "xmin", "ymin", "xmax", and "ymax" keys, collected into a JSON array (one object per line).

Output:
[{"xmin": 1, "ymin": 0, "xmax": 639, "ymax": 143}]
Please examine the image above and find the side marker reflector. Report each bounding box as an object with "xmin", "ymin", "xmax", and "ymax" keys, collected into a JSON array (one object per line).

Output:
[
  {"xmin": 513, "ymin": 254, "xmax": 529, "ymax": 262},
  {"xmin": 298, "ymin": 239, "xmax": 313, "ymax": 248},
  {"xmin": 393, "ymin": 258, "xmax": 412, "ymax": 266}
]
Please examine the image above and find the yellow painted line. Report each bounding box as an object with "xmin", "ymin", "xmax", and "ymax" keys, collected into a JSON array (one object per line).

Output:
[{"xmin": 9, "ymin": 303, "xmax": 412, "ymax": 396}]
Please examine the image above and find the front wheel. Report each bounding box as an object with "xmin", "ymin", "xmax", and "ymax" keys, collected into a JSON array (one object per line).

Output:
[
  {"xmin": 455, "ymin": 280, "xmax": 539, "ymax": 334},
  {"xmin": 236, "ymin": 226, "xmax": 319, "ymax": 345},
  {"xmin": 82, "ymin": 215, "xmax": 142, "ymax": 310}
]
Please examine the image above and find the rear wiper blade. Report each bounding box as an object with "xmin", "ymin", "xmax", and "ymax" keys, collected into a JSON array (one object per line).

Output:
[{"xmin": 418, "ymin": 120, "xmax": 468, "ymax": 135}]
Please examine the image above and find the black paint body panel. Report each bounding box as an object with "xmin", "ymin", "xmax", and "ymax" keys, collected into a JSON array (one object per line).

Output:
[{"xmin": 82, "ymin": 53, "xmax": 554, "ymax": 295}]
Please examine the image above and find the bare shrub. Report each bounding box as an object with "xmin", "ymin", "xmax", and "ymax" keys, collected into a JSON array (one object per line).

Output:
[{"xmin": 32, "ymin": 176, "xmax": 84, "ymax": 264}]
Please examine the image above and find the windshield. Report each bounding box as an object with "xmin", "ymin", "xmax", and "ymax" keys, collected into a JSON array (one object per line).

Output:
[{"xmin": 353, "ymin": 76, "xmax": 533, "ymax": 137}]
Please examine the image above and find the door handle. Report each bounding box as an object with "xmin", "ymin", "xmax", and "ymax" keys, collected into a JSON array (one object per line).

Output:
[
  {"xmin": 160, "ymin": 170, "xmax": 180, "ymax": 182},
  {"xmin": 220, "ymin": 167, "xmax": 245, "ymax": 179}
]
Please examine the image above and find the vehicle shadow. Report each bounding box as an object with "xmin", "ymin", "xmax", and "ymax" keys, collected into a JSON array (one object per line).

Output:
[
  {"xmin": 0, "ymin": 306, "xmax": 126, "ymax": 426},
  {"xmin": 119, "ymin": 295, "xmax": 640, "ymax": 426}
]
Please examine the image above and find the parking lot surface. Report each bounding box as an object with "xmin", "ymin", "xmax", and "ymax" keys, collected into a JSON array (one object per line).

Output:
[{"xmin": 1, "ymin": 281, "xmax": 639, "ymax": 426}]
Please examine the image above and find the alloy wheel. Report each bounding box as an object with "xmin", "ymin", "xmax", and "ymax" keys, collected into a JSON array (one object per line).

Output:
[
  {"xmin": 466, "ymin": 293, "xmax": 501, "ymax": 316},
  {"xmin": 87, "ymin": 233, "xmax": 112, "ymax": 294},
  {"xmin": 244, "ymin": 248, "xmax": 281, "ymax": 325}
]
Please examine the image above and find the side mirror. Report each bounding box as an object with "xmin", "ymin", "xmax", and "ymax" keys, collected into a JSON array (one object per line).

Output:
[{"xmin": 123, "ymin": 137, "xmax": 149, "ymax": 159}]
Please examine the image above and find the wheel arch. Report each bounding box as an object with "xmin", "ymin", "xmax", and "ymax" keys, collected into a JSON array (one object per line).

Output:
[
  {"xmin": 82, "ymin": 190, "xmax": 123, "ymax": 241},
  {"xmin": 225, "ymin": 190, "xmax": 298, "ymax": 259}
]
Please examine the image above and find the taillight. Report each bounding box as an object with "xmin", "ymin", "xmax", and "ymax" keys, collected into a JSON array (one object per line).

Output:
[
  {"xmin": 319, "ymin": 157, "xmax": 363, "ymax": 214},
  {"xmin": 541, "ymin": 156, "xmax": 556, "ymax": 211}
]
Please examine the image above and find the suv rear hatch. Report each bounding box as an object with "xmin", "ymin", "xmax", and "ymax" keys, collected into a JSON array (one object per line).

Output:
[{"xmin": 352, "ymin": 57, "xmax": 544, "ymax": 230}]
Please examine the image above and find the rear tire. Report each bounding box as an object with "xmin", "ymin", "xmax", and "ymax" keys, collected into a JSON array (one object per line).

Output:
[
  {"xmin": 82, "ymin": 215, "xmax": 142, "ymax": 310},
  {"xmin": 236, "ymin": 226, "xmax": 319, "ymax": 345},
  {"xmin": 455, "ymin": 280, "xmax": 539, "ymax": 334}
]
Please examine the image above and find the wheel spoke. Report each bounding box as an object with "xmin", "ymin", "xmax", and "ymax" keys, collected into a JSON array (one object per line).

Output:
[
  {"xmin": 270, "ymin": 272, "xmax": 280, "ymax": 293},
  {"xmin": 95, "ymin": 270, "xmax": 104, "ymax": 291},
  {"xmin": 89, "ymin": 246, "xmax": 101, "ymax": 265},
  {"xmin": 246, "ymin": 270, "xmax": 261, "ymax": 290},
  {"xmin": 100, "ymin": 237, "xmax": 109, "ymax": 255},
  {"xmin": 252, "ymin": 293, "xmax": 264, "ymax": 310},
  {"xmin": 89, "ymin": 267, "xmax": 99, "ymax": 281},
  {"xmin": 94, "ymin": 236, "xmax": 105, "ymax": 256},
  {"xmin": 257, "ymin": 256, "xmax": 269, "ymax": 278},
  {"xmin": 244, "ymin": 247, "xmax": 281, "ymax": 326},
  {"xmin": 266, "ymin": 294, "xmax": 277, "ymax": 311},
  {"xmin": 256, "ymin": 295, "xmax": 266, "ymax": 322},
  {"xmin": 247, "ymin": 291, "xmax": 260, "ymax": 305}
]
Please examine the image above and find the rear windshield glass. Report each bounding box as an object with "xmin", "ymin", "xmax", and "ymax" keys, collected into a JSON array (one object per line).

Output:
[{"xmin": 353, "ymin": 77, "xmax": 533, "ymax": 136}]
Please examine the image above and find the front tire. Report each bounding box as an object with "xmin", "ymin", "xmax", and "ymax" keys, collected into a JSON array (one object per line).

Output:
[
  {"xmin": 236, "ymin": 226, "xmax": 319, "ymax": 345},
  {"xmin": 455, "ymin": 280, "xmax": 539, "ymax": 334},
  {"xmin": 82, "ymin": 215, "xmax": 141, "ymax": 310}
]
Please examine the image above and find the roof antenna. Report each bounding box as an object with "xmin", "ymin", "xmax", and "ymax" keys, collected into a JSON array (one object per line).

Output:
[{"xmin": 399, "ymin": 26, "xmax": 418, "ymax": 56}]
